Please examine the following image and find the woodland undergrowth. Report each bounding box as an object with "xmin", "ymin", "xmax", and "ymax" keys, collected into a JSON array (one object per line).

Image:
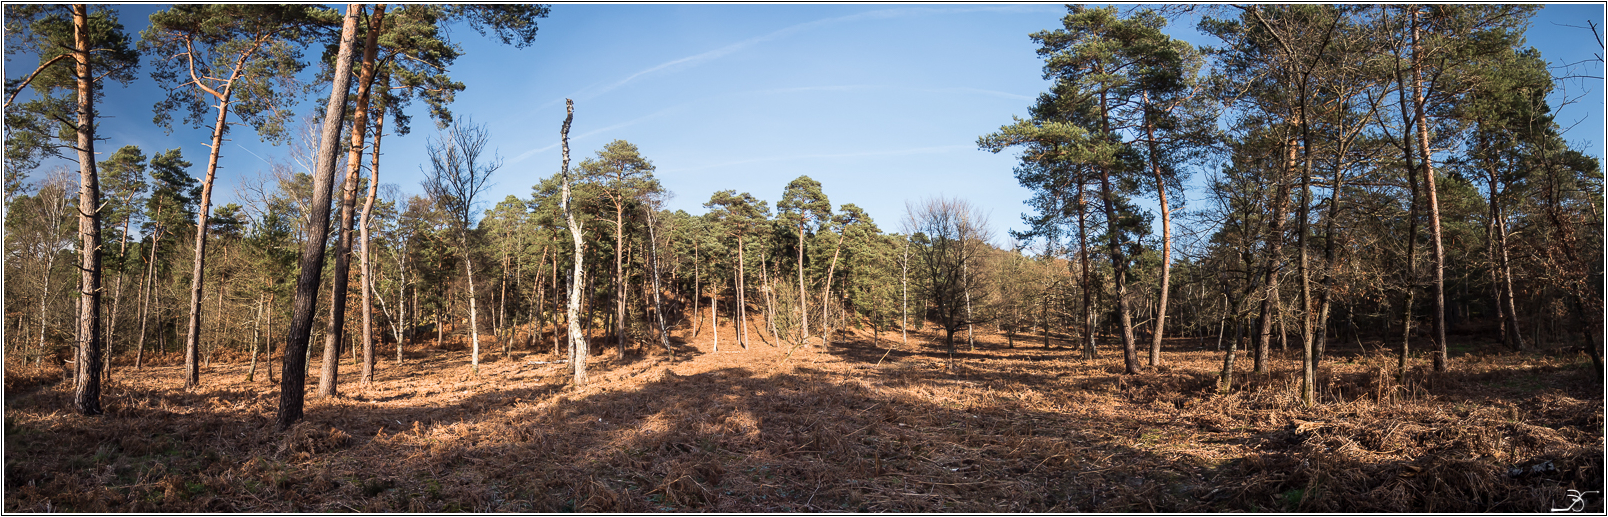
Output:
[{"xmin": 4, "ymin": 320, "xmax": 1601, "ymax": 512}]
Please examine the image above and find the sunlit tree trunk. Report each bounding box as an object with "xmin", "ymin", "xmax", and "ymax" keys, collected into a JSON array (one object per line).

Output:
[
  {"xmin": 1409, "ymin": 7, "xmax": 1448, "ymax": 372},
  {"xmin": 71, "ymin": 4, "xmax": 105, "ymax": 414},
  {"xmin": 318, "ymin": 4, "xmax": 385, "ymax": 396},
  {"xmin": 559, "ymin": 100, "xmax": 588, "ymax": 386},
  {"xmin": 360, "ymin": 89, "xmax": 388, "ymax": 386}
]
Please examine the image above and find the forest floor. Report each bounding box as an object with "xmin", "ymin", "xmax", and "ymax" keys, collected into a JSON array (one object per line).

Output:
[{"xmin": 4, "ymin": 318, "xmax": 1602, "ymax": 512}]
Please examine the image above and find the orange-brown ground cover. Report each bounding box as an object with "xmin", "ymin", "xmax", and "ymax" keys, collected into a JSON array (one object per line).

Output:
[{"xmin": 4, "ymin": 319, "xmax": 1601, "ymax": 512}]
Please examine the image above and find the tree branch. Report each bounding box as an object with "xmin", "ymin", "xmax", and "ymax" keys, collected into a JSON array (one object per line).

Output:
[{"xmin": 3, "ymin": 54, "xmax": 70, "ymax": 109}]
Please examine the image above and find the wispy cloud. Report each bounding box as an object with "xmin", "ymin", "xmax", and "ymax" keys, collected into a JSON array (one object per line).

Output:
[
  {"xmin": 556, "ymin": 5, "xmax": 1039, "ymax": 104},
  {"xmin": 660, "ymin": 144, "xmax": 971, "ymax": 174},
  {"xmin": 752, "ymin": 84, "xmax": 1032, "ymax": 101}
]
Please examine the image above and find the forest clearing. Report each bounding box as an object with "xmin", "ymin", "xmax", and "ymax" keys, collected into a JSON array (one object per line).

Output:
[
  {"xmin": 4, "ymin": 316, "xmax": 1601, "ymax": 512},
  {"xmin": 5, "ymin": 3, "xmax": 1604, "ymax": 513}
]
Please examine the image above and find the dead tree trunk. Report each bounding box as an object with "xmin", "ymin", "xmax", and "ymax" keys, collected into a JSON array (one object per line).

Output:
[{"xmin": 559, "ymin": 100, "xmax": 588, "ymax": 386}]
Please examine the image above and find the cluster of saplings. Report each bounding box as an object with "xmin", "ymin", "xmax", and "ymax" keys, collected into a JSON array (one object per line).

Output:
[{"xmin": 5, "ymin": 4, "xmax": 1602, "ymax": 430}]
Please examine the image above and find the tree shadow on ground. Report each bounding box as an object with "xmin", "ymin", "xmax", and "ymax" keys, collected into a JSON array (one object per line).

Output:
[{"xmin": 3, "ymin": 336, "xmax": 1601, "ymax": 513}]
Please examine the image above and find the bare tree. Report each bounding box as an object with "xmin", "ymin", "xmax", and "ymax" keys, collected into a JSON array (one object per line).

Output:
[
  {"xmin": 421, "ymin": 117, "xmax": 501, "ymax": 376},
  {"xmin": 904, "ymin": 196, "xmax": 993, "ymax": 368}
]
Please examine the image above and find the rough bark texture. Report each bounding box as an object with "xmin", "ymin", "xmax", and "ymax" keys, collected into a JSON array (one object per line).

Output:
[
  {"xmin": 72, "ymin": 5, "xmax": 104, "ymax": 415},
  {"xmin": 277, "ymin": 5, "xmax": 358, "ymax": 429},
  {"xmin": 1098, "ymin": 92, "xmax": 1140, "ymax": 375},
  {"xmin": 318, "ymin": 4, "xmax": 384, "ymax": 397}
]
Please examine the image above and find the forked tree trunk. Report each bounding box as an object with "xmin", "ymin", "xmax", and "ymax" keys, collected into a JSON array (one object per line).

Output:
[{"xmin": 821, "ymin": 231, "xmax": 845, "ymax": 346}]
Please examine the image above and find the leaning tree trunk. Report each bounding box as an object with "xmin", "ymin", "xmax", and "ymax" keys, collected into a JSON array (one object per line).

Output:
[
  {"xmin": 71, "ymin": 4, "xmax": 104, "ymax": 415},
  {"xmin": 797, "ymin": 225, "xmax": 810, "ymax": 346},
  {"xmin": 179, "ymin": 62, "xmax": 240, "ymax": 391},
  {"xmin": 821, "ymin": 231, "xmax": 845, "ymax": 346},
  {"xmin": 1144, "ymin": 114, "xmax": 1173, "ymax": 368},
  {"xmin": 105, "ymin": 205, "xmax": 136, "ymax": 382},
  {"xmin": 318, "ymin": 4, "xmax": 384, "ymax": 396},
  {"xmin": 277, "ymin": 5, "xmax": 358, "ymax": 429},
  {"xmin": 1394, "ymin": 53, "xmax": 1421, "ymax": 379},
  {"xmin": 359, "ymin": 91, "xmax": 386, "ymax": 386},
  {"xmin": 1097, "ymin": 92, "xmax": 1140, "ymax": 375}
]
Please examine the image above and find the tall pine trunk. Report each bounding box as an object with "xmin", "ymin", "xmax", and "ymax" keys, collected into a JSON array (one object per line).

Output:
[
  {"xmin": 320, "ymin": 5, "xmax": 385, "ymax": 395},
  {"xmin": 1097, "ymin": 91, "xmax": 1140, "ymax": 375},
  {"xmin": 71, "ymin": 4, "xmax": 104, "ymax": 414},
  {"xmin": 277, "ymin": 5, "xmax": 357, "ymax": 429},
  {"xmin": 1410, "ymin": 7, "xmax": 1448, "ymax": 372}
]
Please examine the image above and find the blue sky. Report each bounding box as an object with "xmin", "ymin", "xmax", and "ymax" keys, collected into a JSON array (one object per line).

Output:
[{"xmin": 8, "ymin": 3, "xmax": 1604, "ymax": 243}]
